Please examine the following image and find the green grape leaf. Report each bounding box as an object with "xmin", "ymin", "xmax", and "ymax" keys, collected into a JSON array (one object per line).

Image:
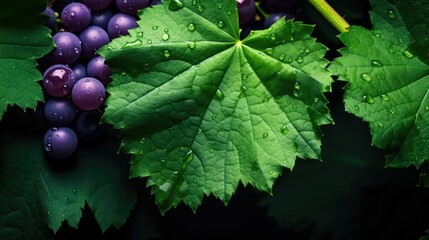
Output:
[
  {"xmin": 0, "ymin": 0, "xmax": 54, "ymax": 120},
  {"xmin": 330, "ymin": 0, "xmax": 429, "ymax": 167},
  {"xmin": 0, "ymin": 110, "xmax": 137, "ymax": 237},
  {"xmin": 100, "ymin": 0, "xmax": 332, "ymax": 213}
]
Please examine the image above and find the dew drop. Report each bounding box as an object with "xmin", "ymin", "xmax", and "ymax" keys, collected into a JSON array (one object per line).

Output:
[
  {"xmin": 121, "ymin": 71, "xmax": 127, "ymax": 76},
  {"xmin": 147, "ymin": 39, "xmax": 152, "ymax": 44},
  {"xmin": 270, "ymin": 33, "xmax": 276, "ymax": 41},
  {"xmin": 184, "ymin": 149, "xmax": 194, "ymax": 163},
  {"xmin": 74, "ymin": 47, "xmax": 79, "ymax": 54},
  {"xmin": 211, "ymin": 114, "xmax": 217, "ymax": 120},
  {"xmin": 240, "ymin": 85, "xmax": 247, "ymax": 92},
  {"xmin": 355, "ymin": 106, "xmax": 360, "ymax": 111},
  {"xmin": 425, "ymin": 105, "xmax": 429, "ymax": 111},
  {"xmin": 281, "ymin": 125, "xmax": 289, "ymax": 135},
  {"xmin": 402, "ymin": 50, "xmax": 414, "ymax": 59},
  {"xmin": 371, "ymin": 60, "xmax": 383, "ymax": 67},
  {"xmin": 197, "ymin": 5, "xmax": 204, "ymax": 12},
  {"xmin": 293, "ymin": 90, "xmax": 299, "ymax": 97},
  {"xmin": 360, "ymin": 73, "xmax": 372, "ymax": 82},
  {"xmin": 162, "ymin": 33, "xmax": 170, "ymax": 41},
  {"xmin": 187, "ymin": 23, "xmax": 196, "ymax": 31},
  {"xmin": 296, "ymin": 56, "xmax": 303, "ymax": 63},
  {"xmin": 387, "ymin": 10, "xmax": 396, "ymax": 19},
  {"xmin": 279, "ymin": 54, "xmax": 285, "ymax": 61},
  {"xmin": 263, "ymin": 133, "xmax": 269, "ymax": 139},
  {"xmin": 378, "ymin": 122, "xmax": 384, "ymax": 128},
  {"xmin": 215, "ymin": 89, "xmax": 224, "ymax": 101},
  {"xmin": 45, "ymin": 143, "xmax": 52, "ymax": 152},
  {"xmin": 265, "ymin": 48, "xmax": 273, "ymax": 55},
  {"xmin": 389, "ymin": 108, "xmax": 395, "ymax": 114},
  {"xmin": 152, "ymin": 26, "xmax": 158, "ymax": 30},
  {"xmin": 58, "ymin": 51, "xmax": 63, "ymax": 56},
  {"xmin": 163, "ymin": 49, "xmax": 171, "ymax": 58},
  {"xmin": 217, "ymin": 21, "xmax": 224, "ymax": 28},
  {"xmin": 242, "ymin": 74, "xmax": 248, "ymax": 80},
  {"xmin": 381, "ymin": 94, "xmax": 389, "ymax": 101},
  {"xmin": 64, "ymin": 196, "xmax": 69, "ymax": 201},
  {"xmin": 192, "ymin": 0, "xmax": 197, "ymax": 5},
  {"xmin": 122, "ymin": 39, "xmax": 142, "ymax": 49},
  {"xmin": 294, "ymin": 82, "xmax": 300, "ymax": 90},
  {"xmin": 136, "ymin": 32, "xmax": 143, "ymax": 37},
  {"xmin": 169, "ymin": 0, "xmax": 184, "ymax": 11},
  {"xmin": 72, "ymin": 188, "xmax": 77, "ymax": 194},
  {"xmin": 187, "ymin": 41, "xmax": 196, "ymax": 49},
  {"xmin": 363, "ymin": 95, "xmax": 375, "ymax": 104}
]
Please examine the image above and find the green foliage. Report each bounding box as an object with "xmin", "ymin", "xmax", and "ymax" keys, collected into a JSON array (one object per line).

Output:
[
  {"xmin": 330, "ymin": 0, "xmax": 429, "ymax": 168},
  {"xmin": 0, "ymin": 111, "xmax": 137, "ymax": 238},
  {"xmin": 100, "ymin": 0, "xmax": 332, "ymax": 213},
  {"xmin": 0, "ymin": 0, "xmax": 54, "ymax": 120}
]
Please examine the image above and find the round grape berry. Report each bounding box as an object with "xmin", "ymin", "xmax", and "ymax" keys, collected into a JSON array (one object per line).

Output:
[
  {"xmin": 83, "ymin": 0, "xmax": 112, "ymax": 11},
  {"xmin": 91, "ymin": 9, "xmax": 113, "ymax": 30},
  {"xmin": 79, "ymin": 26, "xmax": 110, "ymax": 58},
  {"xmin": 43, "ymin": 6, "xmax": 56, "ymax": 29},
  {"xmin": 44, "ymin": 98, "xmax": 78, "ymax": 126},
  {"xmin": 72, "ymin": 63, "xmax": 87, "ymax": 80},
  {"xmin": 236, "ymin": 0, "xmax": 255, "ymax": 25},
  {"xmin": 61, "ymin": 2, "xmax": 92, "ymax": 32},
  {"xmin": 71, "ymin": 77, "xmax": 106, "ymax": 110},
  {"xmin": 107, "ymin": 13, "xmax": 138, "ymax": 39},
  {"xmin": 51, "ymin": 32, "xmax": 82, "ymax": 64},
  {"xmin": 116, "ymin": 0, "xmax": 150, "ymax": 15},
  {"xmin": 44, "ymin": 127, "xmax": 78, "ymax": 159},
  {"xmin": 43, "ymin": 64, "xmax": 76, "ymax": 97},
  {"xmin": 87, "ymin": 55, "xmax": 112, "ymax": 85}
]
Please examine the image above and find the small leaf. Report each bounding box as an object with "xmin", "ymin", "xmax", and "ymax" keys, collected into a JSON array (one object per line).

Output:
[
  {"xmin": 100, "ymin": 0, "xmax": 332, "ymax": 213},
  {"xmin": 0, "ymin": 0, "xmax": 54, "ymax": 120},
  {"xmin": 330, "ymin": 0, "xmax": 429, "ymax": 167}
]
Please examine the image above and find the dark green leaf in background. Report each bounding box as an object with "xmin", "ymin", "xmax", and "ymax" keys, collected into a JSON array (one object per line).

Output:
[
  {"xmin": 100, "ymin": 0, "xmax": 332, "ymax": 213},
  {"xmin": 0, "ymin": 0, "xmax": 54, "ymax": 120},
  {"xmin": 0, "ymin": 111, "xmax": 137, "ymax": 239},
  {"xmin": 330, "ymin": 0, "xmax": 429, "ymax": 168}
]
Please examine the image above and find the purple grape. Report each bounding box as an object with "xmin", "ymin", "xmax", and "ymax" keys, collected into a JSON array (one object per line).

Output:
[
  {"xmin": 264, "ymin": 0, "xmax": 300, "ymax": 11},
  {"xmin": 150, "ymin": 0, "xmax": 161, "ymax": 6},
  {"xmin": 116, "ymin": 0, "xmax": 150, "ymax": 15},
  {"xmin": 61, "ymin": 2, "xmax": 92, "ymax": 32},
  {"xmin": 91, "ymin": 9, "xmax": 113, "ymax": 30},
  {"xmin": 71, "ymin": 77, "xmax": 106, "ymax": 110},
  {"xmin": 72, "ymin": 63, "xmax": 87, "ymax": 80},
  {"xmin": 73, "ymin": 110, "xmax": 106, "ymax": 142},
  {"xmin": 83, "ymin": 0, "xmax": 112, "ymax": 11},
  {"xmin": 79, "ymin": 26, "xmax": 110, "ymax": 58},
  {"xmin": 51, "ymin": 31, "xmax": 82, "ymax": 64},
  {"xmin": 107, "ymin": 13, "xmax": 138, "ymax": 39},
  {"xmin": 43, "ymin": 64, "xmax": 76, "ymax": 97},
  {"xmin": 263, "ymin": 12, "xmax": 294, "ymax": 29},
  {"xmin": 44, "ymin": 127, "xmax": 78, "ymax": 159},
  {"xmin": 236, "ymin": 0, "xmax": 255, "ymax": 25},
  {"xmin": 43, "ymin": 98, "xmax": 78, "ymax": 126},
  {"xmin": 53, "ymin": 0, "xmax": 77, "ymax": 12},
  {"xmin": 43, "ymin": 6, "xmax": 56, "ymax": 29},
  {"xmin": 87, "ymin": 55, "xmax": 112, "ymax": 85}
]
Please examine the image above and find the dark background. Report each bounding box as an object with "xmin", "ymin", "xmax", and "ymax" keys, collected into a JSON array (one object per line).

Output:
[{"xmin": 47, "ymin": 0, "xmax": 429, "ymax": 239}]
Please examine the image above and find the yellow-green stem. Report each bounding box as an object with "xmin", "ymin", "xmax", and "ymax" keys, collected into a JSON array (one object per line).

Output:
[{"xmin": 309, "ymin": 0, "xmax": 350, "ymax": 33}]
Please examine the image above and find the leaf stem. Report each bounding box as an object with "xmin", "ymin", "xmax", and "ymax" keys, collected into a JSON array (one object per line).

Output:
[{"xmin": 309, "ymin": 0, "xmax": 350, "ymax": 33}]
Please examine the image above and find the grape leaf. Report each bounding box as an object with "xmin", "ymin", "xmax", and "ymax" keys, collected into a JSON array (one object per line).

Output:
[
  {"xmin": 100, "ymin": 0, "xmax": 332, "ymax": 213},
  {"xmin": 0, "ymin": 110, "xmax": 137, "ymax": 238},
  {"xmin": 0, "ymin": 0, "xmax": 54, "ymax": 120},
  {"xmin": 330, "ymin": 0, "xmax": 429, "ymax": 167}
]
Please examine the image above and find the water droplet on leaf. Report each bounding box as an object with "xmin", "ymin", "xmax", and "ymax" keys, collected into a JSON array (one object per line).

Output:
[
  {"xmin": 265, "ymin": 48, "xmax": 273, "ymax": 55},
  {"xmin": 162, "ymin": 33, "xmax": 170, "ymax": 41},
  {"xmin": 402, "ymin": 50, "xmax": 414, "ymax": 59},
  {"xmin": 187, "ymin": 23, "xmax": 196, "ymax": 31},
  {"xmin": 263, "ymin": 133, "xmax": 268, "ymax": 139},
  {"xmin": 381, "ymin": 94, "xmax": 389, "ymax": 101},
  {"xmin": 281, "ymin": 125, "xmax": 289, "ymax": 135},
  {"xmin": 163, "ymin": 49, "xmax": 171, "ymax": 58},
  {"xmin": 270, "ymin": 33, "xmax": 276, "ymax": 41},
  {"xmin": 360, "ymin": 73, "xmax": 372, "ymax": 82},
  {"xmin": 371, "ymin": 60, "xmax": 383, "ymax": 67},
  {"xmin": 387, "ymin": 10, "xmax": 396, "ymax": 19},
  {"xmin": 215, "ymin": 89, "xmax": 224, "ymax": 101},
  {"xmin": 217, "ymin": 21, "xmax": 224, "ymax": 28},
  {"xmin": 169, "ymin": 0, "xmax": 184, "ymax": 11},
  {"xmin": 187, "ymin": 41, "xmax": 196, "ymax": 49},
  {"xmin": 363, "ymin": 95, "xmax": 375, "ymax": 104}
]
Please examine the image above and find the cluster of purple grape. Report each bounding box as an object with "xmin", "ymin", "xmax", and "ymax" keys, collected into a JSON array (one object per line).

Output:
[
  {"xmin": 237, "ymin": 0, "xmax": 300, "ymax": 36},
  {"xmin": 40, "ymin": 0, "xmax": 156, "ymax": 160}
]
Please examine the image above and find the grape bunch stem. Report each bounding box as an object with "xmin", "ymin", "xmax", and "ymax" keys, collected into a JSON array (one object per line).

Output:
[{"xmin": 309, "ymin": 0, "xmax": 350, "ymax": 33}]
